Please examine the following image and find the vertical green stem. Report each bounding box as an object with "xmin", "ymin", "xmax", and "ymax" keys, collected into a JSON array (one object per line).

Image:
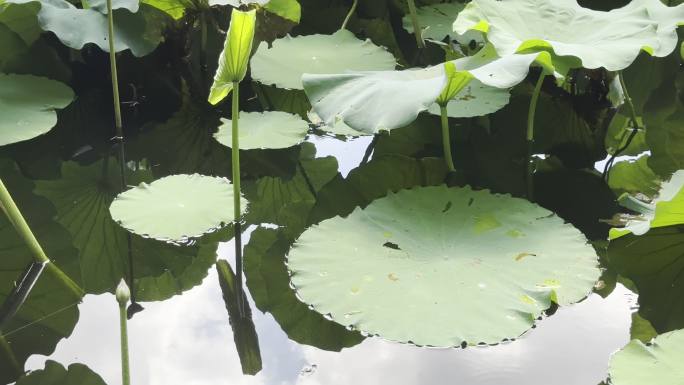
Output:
[
  {"xmin": 231, "ymin": 81, "xmax": 245, "ymax": 316},
  {"xmin": 231, "ymin": 81, "xmax": 241, "ymax": 231},
  {"xmin": 526, "ymin": 73, "xmax": 545, "ymax": 201},
  {"xmin": 618, "ymin": 71, "xmax": 642, "ymax": 131},
  {"xmin": 106, "ymin": 0, "xmax": 122, "ymax": 136},
  {"xmin": 340, "ymin": 0, "xmax": 358, "ymax": 30},
  {"xmin": 407, "ymin": 0, "xmax": 424, "ymax": 49},
  {"xmin": 118, "ymin": 302, "xmax": 131, "ymax": 385},
  {"xmin": 440, "ymin": 104, "xmax": 456, "ymax": 172},
  {"xmin": 0, "ymin": 179, "xmax": 83, "ymax": 300}
]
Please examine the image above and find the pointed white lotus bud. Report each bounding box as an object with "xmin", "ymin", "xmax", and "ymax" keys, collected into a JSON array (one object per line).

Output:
[{"xmin": 115, "ymin": 278, "xmax": 130, "ymax": 305}]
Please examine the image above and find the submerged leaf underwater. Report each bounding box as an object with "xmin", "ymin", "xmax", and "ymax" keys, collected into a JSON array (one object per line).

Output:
[{"xmin": 0, "ymin": 0, "xmax": 683, "ymax": 384}]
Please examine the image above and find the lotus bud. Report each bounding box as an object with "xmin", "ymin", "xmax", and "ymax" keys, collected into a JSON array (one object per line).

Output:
[{"xmin": 115, "ymin": 278, "xmax": 131, "ymax": 305}]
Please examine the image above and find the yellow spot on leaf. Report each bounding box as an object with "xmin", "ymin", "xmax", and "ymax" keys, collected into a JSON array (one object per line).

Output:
[
  {"xmin": 520, "ymin": 295, "xmax": 536, "ymax": 305},
  {"xmin": 350, "ymin": 287, "xmax": 360, "ymax": 295},
  {"xmin": 388, "ymin": 273, "xmax": 399, "ymax": 282},
  {"xmin": 473, "ymin": 214, "xmax": 502, "ymax": 234},
  {"xmin": 506, "ymin": 229, "xmax": 525, "ymax": 238},
  {"xmin": 383, "ymin": 231, "xmax": 392, "ymax": 238}
]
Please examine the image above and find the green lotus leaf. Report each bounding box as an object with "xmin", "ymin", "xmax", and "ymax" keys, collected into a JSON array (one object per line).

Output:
[
  {"xmin": 140, "ymin": 0, "xmax": 186, "ymax": 19},
  {"xmin": 428, "ymin": 78, "xmax": 511, "ymax": 118},
  {"xmin": 303, "ymin": 45, "xmax": 544, "ymax": 134},
  {"xmin": 89, "ymin": 0, "xmax": 139, "ymax": 13},
  {"xmin": 15, "ymin": 360, "xmax": 106, "ymax": 385},
  {"xmin": 33, "ymin": 159, "xmax": 219, "ymax": 295},
  {"xmin": 288, "ymin": 185, "xmax": 600, "ymax": 347},
  {"xmin": 250, "ymin": 29, "xmax": 397, "ymax": 90},
  {"xmin": 0, "ymin": 0, "xmax": 42, "ymax": 45},
  {"xmin": 608, "ymin": 155, "xmax": 661, "ymax": 198},
  {"xmin": 607, "ymin": 225, "xmax": 684, "ymax": 333},
  {"xmin": 6, "ymin": 0, "xmax": 168, "ymax": 57},
  {"xmin": 0, "ymin": 24, "xmax": 28, "ymax": 68},
  {"xmin": 610, "ymin": 170, "xmax": 684, "ymax": 239},
  {"xmin": 244, "ymin": 226, "xmax": 364, "ymax": 351},
  {"xmin": 214, "ymin": 111, "xmax": 309, "ymax": 150},
  {"xmin": 453, "ymin": 0, "xmax": 684, "ymax": 71},
  {"xmin": 608, "ymin": 329, "xmax": 684, "ymax": 385},
  {"xmin": 208, "ymin": 8, "xmax": 256, "ymax": 105},
  {"xmin": 110, "ymin": 174, "xmax": 245, "ymax": 242},
  {"xmin": 401, "ymin": 2, "xmax": 482, "ymax": 45},
  {"xmin": 0, "ymin": 73, "xmax": 73, "ymax": 147},
  {"xmin": 0, "ymin": 160, "xmax": 81, "ymax": 385}
]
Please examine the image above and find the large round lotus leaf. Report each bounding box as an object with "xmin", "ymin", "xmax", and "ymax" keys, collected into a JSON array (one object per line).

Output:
[
  {"xmin": 6, "ymin": 0, "xmax": 167, "ymax": 57},
  {"xmin": 402, "ymin": 2, "xmax": 482, "ymax": 45},
  {"xmin": 214, "ymin": 111, "xmax": 309, "ymax": 150},
  {"xmin": 110, "ymin": 174, "xmax": 245, "ymax": 243},
  {"xmin": 287, "ymin": 185, "xmax": 600, "ymax": 347},
  {"xmin": 608, "ymin": 329, "xmax": 684, "ymax": 385},
  {"xmin": 303, "ymin": 45, "xmax": 542, "ymax": 133},
  {"xmin": 427, "ymin": 78, "xmax": 510, "ymax": 118},
  {"xmin": 0, "ymin": 73, "xmax": 73, "ymax": 147},
  {"xmin": 250, "ymin": 29, "xmax": 397, "ymax": 90},
  {"xmin": 454, "ymin": 0, "xmax": 684, "ymax": 71}
]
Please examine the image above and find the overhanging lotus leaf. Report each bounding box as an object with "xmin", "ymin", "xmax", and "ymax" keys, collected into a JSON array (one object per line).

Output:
[
  {"xmin": 0, "ymin": 73, "xmax": 73, "ymax": 147},
  {"xmin": 610, "ymin": 170, "xmax": 684, "ymax": 239},
  {"xmin": 608, "ymin": 329, "xmax": 684, "ymax": 385},
  {"xmin": 110, "ymin": 174, "xmax": 245, "ymax": 243},
  {"xmin": 250, "ymin": 29, "xmax": 397, "ymax": 90},
  {"xmin": 453, "ymin": 0, "xmax": 684, "ymax": 71},
  {"xmin": 287, "ymin": 185, "xmax": 600, "ymax": 347},
  {"xmin": 303, "ymin": 45, "xmax": 546, "ymax": 134},
  {"xmin": 6, "ymin": 0, "xmax": 167, "ymax": 57}
]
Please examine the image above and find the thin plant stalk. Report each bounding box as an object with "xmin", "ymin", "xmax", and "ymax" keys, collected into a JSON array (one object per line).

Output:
[
  {"xmin": 118, "ymin": 300, "xmax": 131, "ymax": 385},
  {"xmin": 231, "ymin": 81, "xmax": 245, "ymax": 316},
  {"xmin": 526, "ymin": 73, "xmax": 545, "ymax": 201},
  {"xmin": 0, "ymin": 179, "xmax": 83, "ymax": 300},
  {"xmin": 200, "ymin": 11, "xmax": 208, "ymax": 72},
  {"xmin": 440, "ymin": 104, "xmax": 456, "ymax": 172},
  {"xmin": 105, "ymin": 0, "xmax": 139, "ymax": 309},
  {"xmin": 340, "ymin": 0, "xmax": 358, "ymax": 30},
  {"xmin": 618, "ymin": 71, "xmax": 642, "ymax": 131},
  {"xmin": 406, "ymin": 0, "xmax": 424, "ymax": 49}
]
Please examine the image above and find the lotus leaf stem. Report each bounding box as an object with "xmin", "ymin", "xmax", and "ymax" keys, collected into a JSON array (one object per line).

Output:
[
  {"xmin": 618, "ymin": 71, "xmax": 642, "ymax": 132},
  {"xmin": 526, "ymin": 72, "xmax": 545, "ymax": 201},
  {"xmin": 406, "ymin": 0, "xmax": 424, "ymax": 49},
  {"xmin": 341, "ymin": 0, "xmax": 358, "ymax": 30},
  {"xmin": 118, "ymin": 300, "xmax": 131, "ymax": 385},
  {"xmin": 231, "ymin": 81, "xmax": 246, "ymax": 316},
  {"xmin": 0, "ymin": 178, "xmax": 83, "ymax": 300},
  {"xmin": 440, "ymin": 104, "xmax": 456, "ymax": 172}
]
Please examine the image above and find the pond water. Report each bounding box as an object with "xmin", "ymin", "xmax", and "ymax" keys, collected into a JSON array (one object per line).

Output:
[{"xmin": 2, "ymin": 129, "xmax": 640, "ymax": 385}]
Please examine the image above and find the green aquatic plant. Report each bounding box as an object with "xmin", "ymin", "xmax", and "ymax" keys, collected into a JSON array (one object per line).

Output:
[
  {"xmin": 214, "ymin": 111, "xmax": 309, "ymax": 150},
  {"xmin": 110, "ymin": 174, "xmax": 245, "ymax": 242},
  {"xmin": 287, "ymin": 185, "xmax": 600, "ymax": 347},
  {"xmin": 608, "ymin": 328, "xmax": 684, "ymax": 385}
]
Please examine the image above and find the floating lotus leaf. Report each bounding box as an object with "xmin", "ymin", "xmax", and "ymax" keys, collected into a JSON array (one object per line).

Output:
[
  {"xmin": 15, "ymin": 360, "xmax": 106, "ymax": 385},
  {"xmin": 214, "ymin": 111, "xmax": 309, "ymax": 150},
  {"xmin": 288, "ymin": 185, "xmax": 600, "ymax": 347},
  {"xmin": 402, "ymin": 2, "xmax": 482, "ymax": 45},
  {"xmin": 250, "ymin": 29, "xmax": 397, "ymax": 90},
  {"xmin": 110, "ymin": 174, "xmax": 245, "ymax": 242},
  {"xmin": 0, "ymin": 73, "xmax": 73, "ymax": 147},
  {"xmin": 303, "ymin": 45, "xmax": 542, "ymax": 133},
  {"xmin": 427, "ymin": 79, "xmax": 510, "ymax": 118},
  {"xmin": 6, "ymin": 0, "xmax": 168, "ymax": 57},
  {"xmin": 608, "ymin": 329, "xmax": 684, "ymax": 385},
  {"xmin": 611, "ymin": 170, "xmax": 684, "ymax": 239},
  {"xmin": 453, "ymin": 0, "xmax": 684, "ymax": 71}
]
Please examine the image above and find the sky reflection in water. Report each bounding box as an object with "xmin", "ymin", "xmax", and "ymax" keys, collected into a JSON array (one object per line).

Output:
[{"xmin": 25, "ymin": 233, "xmax": 634, "ymax": 385}]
